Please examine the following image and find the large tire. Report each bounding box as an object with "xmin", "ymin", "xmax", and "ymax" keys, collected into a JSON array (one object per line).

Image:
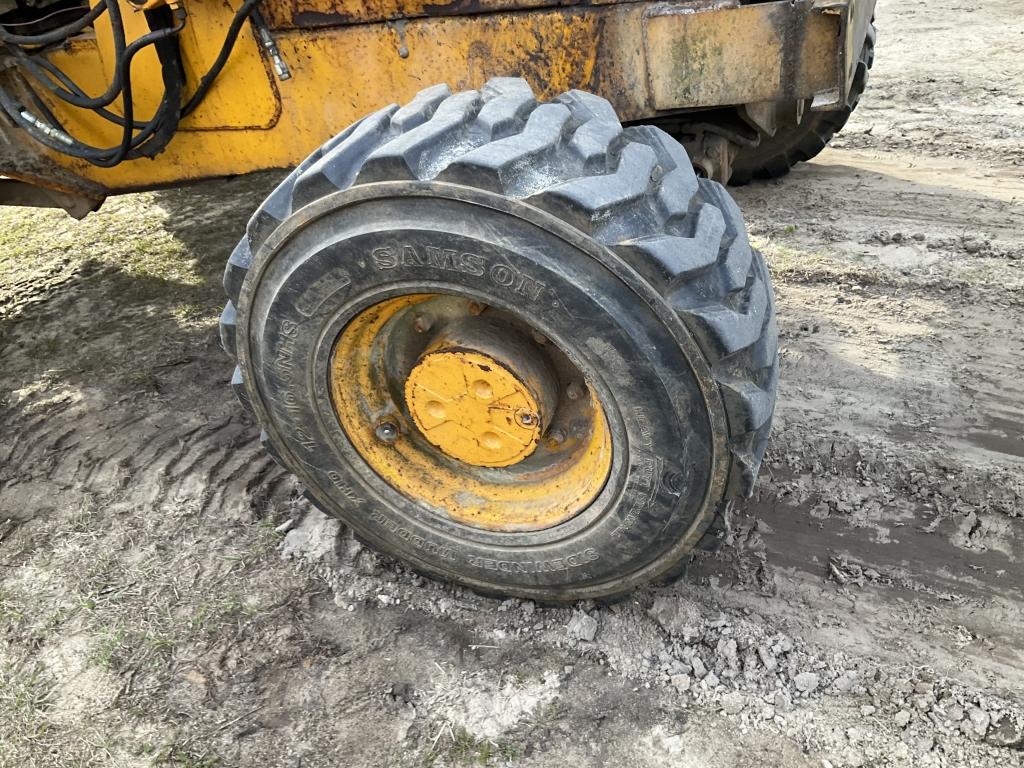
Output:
[
  {"xmin": 729, "ymin": 24, "xmax": 876, "ymax": 185},
  {"xmin": 220, "ymin": 78, "xmax": 778, "ymax": 601}
]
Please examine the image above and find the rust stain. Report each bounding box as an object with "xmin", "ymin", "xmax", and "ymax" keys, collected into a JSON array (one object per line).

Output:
[
  {"xmin": 644, "ymin": 0, "xmax": 841, "ymax": 109},
  {"xmin": 266, "ymin": 0, "xmax": 564, "ymax": 29}
]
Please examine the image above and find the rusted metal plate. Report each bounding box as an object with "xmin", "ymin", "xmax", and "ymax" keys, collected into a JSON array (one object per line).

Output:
[
  {"xmin": 0, "ymin": 179, "xmax": 100, "ymax": 218},
  {"xmin": 0, "ymin": 113, "xmax": 106, "ymax": 215},
  {"xmin": 643, "ymin": 0, "xmax": 844, "ymax": 110},
  {"xmin": 262, "ymin": 0, "xmax": 579, "ymax": 30}
]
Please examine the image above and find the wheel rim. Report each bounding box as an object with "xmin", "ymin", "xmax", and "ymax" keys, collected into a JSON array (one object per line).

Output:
[{"xmin": 329, "ymin": 293, "xmax": 613, "ymax": 532}]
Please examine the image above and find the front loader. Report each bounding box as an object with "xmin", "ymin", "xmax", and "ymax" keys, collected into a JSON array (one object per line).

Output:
[{"xmin": 0, "ymin": 0, "xmax": 876, "ymax": 599}]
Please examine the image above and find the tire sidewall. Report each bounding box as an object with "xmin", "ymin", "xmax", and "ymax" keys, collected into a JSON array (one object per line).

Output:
[{"xmin": 238, "ymin": 182, "xmax": 729, "ymax": 599}]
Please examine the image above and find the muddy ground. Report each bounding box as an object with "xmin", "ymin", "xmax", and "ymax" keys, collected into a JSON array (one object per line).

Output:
[{"xmin": 1, "ymin": 0, "xmax": 1022, "ymax": 766}]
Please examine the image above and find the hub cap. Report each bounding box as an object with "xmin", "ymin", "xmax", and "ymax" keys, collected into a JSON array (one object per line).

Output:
[{"xmin": 406, "ymin": 349, "xmax": 542, "ymax": 467}]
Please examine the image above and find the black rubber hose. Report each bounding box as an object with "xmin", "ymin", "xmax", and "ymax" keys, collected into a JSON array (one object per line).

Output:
[
  {"xmin": 86, "ymin": 13, "xmax": 186, "ymax": 165},
  {"xmin": 125, "ymin": 8, "xmax": 183, "ymax": 162},
  {"xmin": 0, "ymin": 0, "xmax": 258, "ymax": 165},
  {"xmin": 30, "ymin": 56, "xmax": 148, "ymax": 128},
  {"xmin": 0, "ymin": 0, "xmax": 107, "ymax": 47},
  {"xmin": 12, "ymin": 0, "xmax": 258, "ymax": 124},
  {"xmin": 0, "ymin": 16, "xmax": 184, "ymax": 164},
  {"xmin": 5, "ymin": 0, "xmax": 127, "ymax": 110}
]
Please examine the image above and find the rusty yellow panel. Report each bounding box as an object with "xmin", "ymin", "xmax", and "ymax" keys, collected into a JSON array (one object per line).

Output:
[
  {"xmin": 643, "ymin": 0, "xmax": 842, "ymax": 109},
  {"xmin": 279, "ymin": 10, "xmax": 604, "ymax": 113},
  {"xmin": 34, "ymin": 6, "xmax": 609, "ymax": 192}
]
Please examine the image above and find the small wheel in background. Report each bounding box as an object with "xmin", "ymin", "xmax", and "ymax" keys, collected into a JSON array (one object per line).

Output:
[{"xmin": 729, "ymin": 24, "xmax": 877, "ymax": 185}]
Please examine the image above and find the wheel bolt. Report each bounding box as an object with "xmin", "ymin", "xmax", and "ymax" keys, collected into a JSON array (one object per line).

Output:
[
  {"xmin": 566, "ymin": 383, "xmax": 582, "ymax": 401},
  {"xmin": 467, "ymin": 301, "xmax": 486, "ymax": 316},
  {"xmin": 413, "ymin": 314, "xmax": 432, "ymax": 333},
  {"xmin": 375, "ymin": 420, "xmax": 400, "ymax": 443},
  {"xmin": 517, "ymin": 411, "xmax": 538, "ymax": 427},
  {"xmin": 547, "ymin": 427, "xmax": 566, "ymax": 444},
  {"xmin": 531, "ymin": 330, "xmax": 547, "ymax": 345}
]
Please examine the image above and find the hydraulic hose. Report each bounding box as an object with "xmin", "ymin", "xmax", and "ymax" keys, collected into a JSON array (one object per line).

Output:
[
  {"xmin": 0, "ymin": 0, "xmax": 107, "ymax": 47},
  {"xmin": 7, "ymin": 0, "xmax": 128, "ymax": 110},
  {"xmin": 0, "ymin": 0, "xmax": 266, "ymax": 166},
  {"xmin": 0, "ymin": 13, "xmax": 185, "ymax": 165}
]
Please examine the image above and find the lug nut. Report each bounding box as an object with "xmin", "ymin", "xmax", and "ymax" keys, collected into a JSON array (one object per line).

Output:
[
  {"xmin": 467, "ymin": 301, "xmax": 486, "ymax": 316},
  {"xmin": 547, "ymin": 427, "xmax": 566, "ymax": 444},
  {"xmin": 374, "ymin": 420, "xmax": 400, "ymax": 443},
  {"xmin": 531, "ymin": 330, "xmax": 547, "ymax": 345},
  {"xmin": 413, "ymin": 314, "xmax": 432, "ymax": 333},
  {"xmin": 566, "ymin": 383, "xmax": 583, "ymax": 402}
]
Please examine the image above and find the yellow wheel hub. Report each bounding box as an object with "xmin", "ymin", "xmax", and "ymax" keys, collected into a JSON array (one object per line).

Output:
[
  {"xmin": 329, "ymin": 294, "xmax": 613, "ymax": 532},
  {"xmin": 405, "ymin": 349, "xmax": 542, "ymax": 467}
]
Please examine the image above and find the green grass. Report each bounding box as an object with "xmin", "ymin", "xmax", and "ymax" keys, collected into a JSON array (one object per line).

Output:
[
  {"xmin": 0, "ymin": 587, "xmax": 27, "ymax": 627},
  {"xmin": 0, "ymin": 661, "xmax": 56, "ymax": 760},
  {"xmin": 425, "ymin": 727, "xmax": 520, "ymax": 766},
  {"xmin": 159, "ymin": 747, "xmax": 222, "ymax": 768},
  {"xmin": 0, "ymin": 194, "xmax": 209, "ymax": 322}
]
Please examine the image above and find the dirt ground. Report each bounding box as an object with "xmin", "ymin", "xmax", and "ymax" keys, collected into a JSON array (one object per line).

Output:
[{"xmin": 1, "ymin": 1, "xmax": 1023, "ymax": 766}]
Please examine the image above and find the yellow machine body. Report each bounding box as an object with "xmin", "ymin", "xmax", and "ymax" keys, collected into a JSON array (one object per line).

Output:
[{"xmin": 0, "ymin": 0, "xmax": 874, "ymax": 210}]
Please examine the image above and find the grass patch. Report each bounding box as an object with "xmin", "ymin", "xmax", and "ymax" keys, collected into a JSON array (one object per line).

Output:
[
  {"xmin": 755, "ymin": 238, "xmax": 885, "ymax": 285},
  {"xmin": 0, "ymin": 661, "xmax": 56, "ymax": 761},
  {"xmin": 424, "ymin": 727, "xmax": 519, "ymax": 766},
  {"xmin": 0, "ymin": 193, "xmax": 214, "ymax": 333},
  {"xmin": 0, "ymin": 586, "xmax": 28, "ymax": 628},
  {"xmin": 157, "ymin": 745, "xmax": 222, "ymax": 767}
]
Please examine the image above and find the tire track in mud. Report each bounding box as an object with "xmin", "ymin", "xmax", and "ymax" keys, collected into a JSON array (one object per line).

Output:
[
  {"xmin": 0, "ymin": 394, "xmax": 79, "ymax": 471},
  {"xmin": 194, "ymin": 431, "xmax": 264, "ymax": 516},
  {"xmin": 0, "ymin": 382, "xmax": 291, "ymax": 531}
]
